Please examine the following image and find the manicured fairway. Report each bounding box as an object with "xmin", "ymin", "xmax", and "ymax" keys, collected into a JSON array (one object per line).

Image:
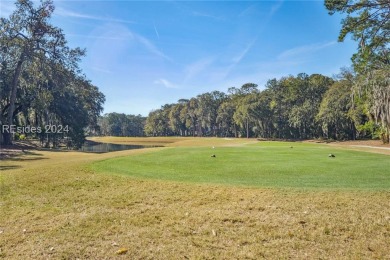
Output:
[{"xmin": 92, "ymin": 142, "xmax": 390, "ymax": 190}]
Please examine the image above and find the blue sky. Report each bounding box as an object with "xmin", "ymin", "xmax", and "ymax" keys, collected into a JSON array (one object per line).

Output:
[{"xmin": 1, "ymin": 0, "xmax": 357, "ymax": 116}]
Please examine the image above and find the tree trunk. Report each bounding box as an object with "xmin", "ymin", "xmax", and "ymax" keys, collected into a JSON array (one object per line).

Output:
[
  {"xmin": 382, "ymin": 126, "xmax": 389, "ymax": 144},
  {"xmin": 5, "ymin": 53, "xmax": 25, "ymax": 145},
  {"xmin": 246, "ymin": 118, "xmax": 249, "ymax": 139}
]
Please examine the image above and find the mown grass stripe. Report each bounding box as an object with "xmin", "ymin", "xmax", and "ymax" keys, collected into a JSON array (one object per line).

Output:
[{"xmin": 91, "ymin": 142, "xmax": 390, "ymax": 190}]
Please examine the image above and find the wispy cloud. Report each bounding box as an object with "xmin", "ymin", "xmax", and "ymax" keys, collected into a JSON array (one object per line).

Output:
[
  {"xmin": 55, "ymin": 7, "xmax": 136, "ymax": 24},
  {"xmin": 184, "ymin": 57, "xmax": 215, "ymax": 82},
  {"xmin": 239, "ymin": 1, "xmax": 283, "ymax": 19},
  {"xmin": 232, "ymin": 39, "xmax": 256, "ymax": 64},
  {"xmin": 192, "ymin": 11, "xmax": 223, "ymax": 21},
  {"xmin": 209, "ymin": 39, "xmax": 257, "ymax": 81},
  {"xmin": 153, "ymin": 21, "xmax": 160, "ymax": 40},
  {"xmin": 238, "ymin": 4, "xmax": 258, "ymax": 18},
  {"xmin": 278, "ymin": 41, "xmax": 337, "ymax": 60},
  {"xmin": 270, "ymin": 0, "xmax": 284, "ymax": 16},
  {"xmin": 207, "ymin": 64, "xmax": 236, "ymax": 83},
  {"xmin": 181, "ymin": 39, "xmax": 256, "ymax": 84},
  {"xmin": 134, "ymin": 34, "xmax": 171, "ymax": 61},
  {"xmin": 69, "ymin": 23, "xmax": 170, "ymax": 62},
  {"xmin": 154, "ymin": 78, "xmax": 178, "ymax": 89}
]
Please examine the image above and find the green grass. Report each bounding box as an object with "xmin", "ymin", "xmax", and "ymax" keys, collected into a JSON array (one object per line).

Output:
[{"xmin": 92, "ymin": 141, "xmax": 390, "ymax": 190}]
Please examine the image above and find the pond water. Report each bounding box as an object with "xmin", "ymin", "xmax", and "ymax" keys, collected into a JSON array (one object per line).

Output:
[{"xmin": 79, "ymin": 142, "xmax": 157, "ymax": 153}]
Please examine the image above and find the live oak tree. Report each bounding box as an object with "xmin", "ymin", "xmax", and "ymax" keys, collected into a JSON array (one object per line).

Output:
[
  {"xmin": 325, "ymin": 0, "xmax": 390, "ymax": 143},
  {"xmin": 98, "ymin": 113, "xmax": 145, "ymax": 137},
  {"xmin": 185, "ymin": 98, "xmax": 199, "ymax": 137},
  {"xmin": 356, "ymin": 69, "xmax": 390, "ymax": 142},
  {"xmin": 233, "ymin": 93, "xmax": 256, "ymax": 139},
  {"xmin": 1, "ymin": 0, "xmax": 77, "ymax": 144},
  {"xmin": 316, "ymin": 80, "xmax": 355, "ymax": 140},
  {"xmin": 216, "ymin": 101, "xmax": 236, "ymax": 137},
  {"xmin": 325, "ymin": 0, "xmax": 389, "ymax": 71},
  {"xmin": 144, "ymin": 104, "xmax": 173, "ymax": 137},
  {"xmin": 248, "ymin": 90, "xmax": 274, "ymax": 138},
  {"xmin": 167, "ymin": 101, "xmax": 194, "ymax": 136},
  {"xmin": 0, "ymin": 0, "xmax": 104, "ymax": 146},
  {"xmin": 231, "ymin": 83, "xmax": 258, "ymax": 138},
  {"xmin": 195, "ymin": 91, "xmax": 226, "ymax": 136}
]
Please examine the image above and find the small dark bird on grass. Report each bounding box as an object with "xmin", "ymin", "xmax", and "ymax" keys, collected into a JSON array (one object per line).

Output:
[
  {"xmin": 211, "ymin": 154, "xmax": 216, "ymax": 158},
  {"xmin": 328, "ymin": 154, "xmax": 335, "ymax": 157}
]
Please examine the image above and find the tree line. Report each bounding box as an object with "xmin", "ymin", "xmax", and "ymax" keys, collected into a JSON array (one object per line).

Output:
[
  {"xmin": 100, "ymin": 67, "xmax": 387, "ymax": 143},
  {"xmin": 107, "ymin": 0, "xmax": 389, "ymax": 143},
  {"xmin": 138, "ymin": 71, "xmax": 383, "ymax": 141},
  {"xmin": 0, "ymin": 0, "xmax": 105, "ymax": 148},
  {"xmin": 98, "ymin": 113, "xmax": 145, "ymax": 137}
]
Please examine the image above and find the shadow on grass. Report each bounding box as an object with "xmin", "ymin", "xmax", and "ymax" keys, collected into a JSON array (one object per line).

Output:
[
  {"xmin": 21, "ymin": 150, "xmax": 45, "ymax": 156},
  {"xmin": 0, "ymin": 148, "xmax": 47, "ymax": 161},
  {"xmin": 0, "ymin": 165, "xmax": 22, "ymax": 171},
  {"xmin": 7, "ymin": 157, "xmax": 48, "ymax": 162}
]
